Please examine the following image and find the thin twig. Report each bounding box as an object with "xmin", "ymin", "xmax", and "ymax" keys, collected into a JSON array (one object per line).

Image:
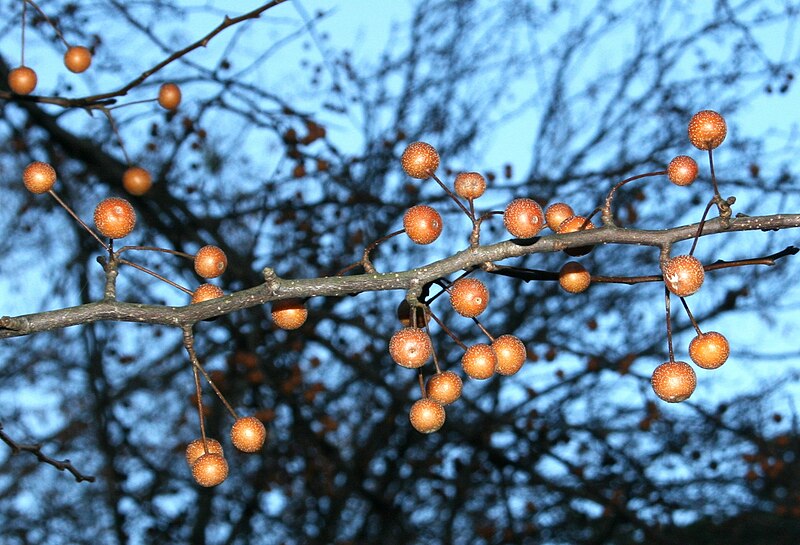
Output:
[{"xmin": 0, "ymin": 422, "xmax": 95, "ymax": 483}]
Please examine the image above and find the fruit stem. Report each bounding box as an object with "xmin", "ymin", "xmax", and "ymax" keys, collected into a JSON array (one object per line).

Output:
[
  {"xmin": 183, "ymin": 326, "xmax": 239, "ymax": 420},
  {"xmin": 192, "ymin": 365, "xmax": 209, "ymax": 453},
  {"xmin": 426, "ymin": 308, "xmax": 468, "ymax": 350},
  {"xmin": 679, "ymin": 297, "xmax": 703, "ymax": 336},
  {"xmin": 471, "ymin": 317, "xmax": 495, "ymax": 343},
  {"xmin": 664, "ymin": 286, "xmax": 675, "ymax": 362},
  {"xmin": 118, "ymin": 258, "xmax": 194, "ymax": 295},
  {"xmin": 361, "ymin": 229, "xmax": 404, "ymax": 273},
  {"xmin": 47, "ymin": 190, "xmax": 109, "ymax": 250},
  {"xmin": 116, "ymin": 245, "xmax": 194, "ymax": 260},
  {"xmin": 470, "ymin": 211, "xmax": 503, "ymax": 247},
  {"xmin": 101, "ymin": 109, "xmax": 132, "ymax": 165},
  {"xmin": 430, "ymin": 173, "xmax": 472, "ymax": 219},
  {"xmin": 707, "ymin": 149, "xmax": 722, "ymax": 200},
  {"xmin": 424, "ymin": 317, "xmax": 443, "ymax": 374},
  {"xmin": 689, "ymin": 197, "xmax": 717, "ymax": 256},
  {"xmin": 601, "ymin": 171, "xmax": 665, "ymax": 226},
  {"xmin": 418, "ymin": 372, "xmax": 426, "ymax": 399},
  {"xmin": 23, "ymin": 0, "xmax": 70, "ymax": 48},
  {"xmin": 20, "ymin": 0, "xmax": 26, "ymax": 66},
  {"xmin": 107, "ymin": 98, "xmax": 160, "ymax": 111},
  {"xmin": 99, "ymin": 255, "xmax": 119, "ymax": 300}
]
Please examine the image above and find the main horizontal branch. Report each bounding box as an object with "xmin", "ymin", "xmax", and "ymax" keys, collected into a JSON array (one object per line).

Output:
[{"xmin": 2, "ymin": 212, "xmax": 799, "ymax": 339}]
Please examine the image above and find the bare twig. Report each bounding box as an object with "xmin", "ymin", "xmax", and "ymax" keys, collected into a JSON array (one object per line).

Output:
[{"xmin": 0, "ymin": 422, "xmax": 95, "ymax": 483}]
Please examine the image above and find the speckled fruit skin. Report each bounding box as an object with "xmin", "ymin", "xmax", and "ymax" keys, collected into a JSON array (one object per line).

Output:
[
  {"xmin": 191, "ymin": 453, "xmax": 229, "ymax": 487},
  {"xmin": 231, "ymin": 416, "xmax": 267, "ymax": 453},
  {"xmin": 122, "ymin": 166, "xmax": 153, "ymax": 196},
  {"xmin": 426, "ymin": 371, "xmax": 463, "ymax": 405},
  {"xmin": 23, "ymin": 161, "xmax": 57, "ymax": 194},
  {"xmin": 271, "ymin": 299, "xmax": 308, "ymax": 330},
  {"xmin": 64, "ymin": 46, "xmax": 92, "ymax": 73},
  {"xmin": 389, "ymin": 327, "xmax": 432, "ymax": 368},
  {"xmin": 558, "ymin": 261, "xmax": 591, "ymax": 294},
  {"xmin": 662, "ymin": 255, "xmax": 705, "ymax": 297},
  {"xmin": 403, "ymin": 204, "xmax": 443, "ymax": 244},
  {"xmin": 689, "ymin": 331, "xmax": 730, "ymax": 370},
  {"xmin": 8, "ymin": 66, "xmax": 37, "ymax": 95},
  {"xmin": 688, "ymin": 110, "xmax": 727, "ymax": 150},
  {"xmin": 503, "ymin": 198, "xmax": 545, "ymax": 238},
  {"xmin": 454, "ymin": 172, "xmax": 486, "ymax": 200},
  {"xmin": 651, "ymin": 360, "xmax": 696, "ymax": 403},
  {"xmin": 191, "ymin": 283, "xmax": 224, "ymax": 304},
  {"xmin": 185, "ymin": 438, "xmax": 224, "ymax": 466},
  {"xmin": 667, "ymin": 155, "xmax": 698, "ymax": 186},
  {"xmin": 557, "ymin": 215, "xmax": 595, "ymax": 256},
  {"xmin": 158, "ymin": 83, "xmax": 182, "ymax": 110},
  {"xmin": 492, "ymin": 335, "xmax": 526, "ymax": 376},
  {"xmin": 93, "ymin": 197, "xmax": 137, "ymax": 239},
  {"xmin": 401, "ymin": 141, "xmax": 440, "ymax": 179},
  {"xmin": 450, "ymin": 277, "xmax": 489, "ymax": 318},
  {"xmin": 194, "ymin": 245, "xmax": 228, "ymax": 279},
  {"xmin": 545, "ymin": 202, "xmax": 574, "ymax": 231},
  {"xmin": 396, "ymin": 300, "xmax": 430, "ymax": 328},
  {"xmin": 409, "ymin": 398, "xmax": 446, "ymax": 433},
  {"xmin": 461, "ymin": 344, "xmax": 497, "ymax": 380}
]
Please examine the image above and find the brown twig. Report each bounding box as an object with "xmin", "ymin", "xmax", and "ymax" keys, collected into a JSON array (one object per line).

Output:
[
  {"xmin": 182, "ymin": 326, "xmax": 239, "ymax": 420},
  {"xmin": 0, "ymin": 422, "xmax": 95, "ymax": 483}
]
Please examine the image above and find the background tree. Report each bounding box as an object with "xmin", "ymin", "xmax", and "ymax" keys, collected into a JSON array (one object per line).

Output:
[{"xmin": 2, "ymin": 1, "xmax": 800, "ymax": 544}]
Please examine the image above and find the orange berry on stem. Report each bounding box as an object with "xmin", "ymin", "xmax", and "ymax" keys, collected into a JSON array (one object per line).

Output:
[
  {"xmin": 231, "ymin": 416, "xmax": 267, "ymax": 453},
  {"xmin": 8, "ymin": 66, "xmax": 37, "ymax": 95},
  {"xmin": 409, "ymin": 398, "xmax": 446, "ymax": 433},
  {"xmin": 158, "ymin": 82, "xmax": 182, "ymax": 110},
  {"xmin": 662, "ymin": 255, "xmax": 705, "ymax": 297},
  {"xmin": 389, "ymin": 327, "xmax": 432, "ymax": 369},
  {"xmin": 450, "ymin": 277, "xmax": 489, "ymax": 318},
  {"xmin": 93, "ymin": 197, "xmax": 136, "ymax": 239},
  {"xmin": 492, "ymin": 334, "xmax": 526, "ymax": 376},
  {"xmin": 194, "ymin": 245, "xmax": 228, "ymax": 279},
  {"xmin": 401, "ymin": 141, "xmax": 439, "ymax": 179},
  {"xmin": 64, "ymin": 46, "xmax": 92, "ymax": 73},
  {"xmin": 688, "ymin": 110, "xmax": 727, "ymax": 150},
  {"xmin": 271, "ymin": 298, "xmax": 308, "ymax": 330},
  {"xmin": 557, "ymin": 215, "xmax": 595, "ymax": 257},
  {"xmin": 667, "ymin": 155, "xmax": 698, "ymax": 186},
  {"xmin": 689, "ymin": 331, "xmax": 729, "ymax": 369},
  {"xmin": 503, "ymin": 198, "xmax": 545, "ymax": 238},
  {"xmin": 122, "ymin": 166, "xmax": 153, "ymax": 196},
  {"xmin": 651, "ymin": 360, "xmax": 696, "ymax": 403},
  {"xmin": 403, "ymin": 204, "xmax": 443, "ymax": 244},
  {"xmin": 426, "ymin": 371, "xmax": 463, "ymax": 405},
  {"xmin": 191, "ymin": 283, "xmax": 224, "ymax": 304},
  {"xmin": 462, "ymin": 343, "xmax": 496, "ymax": 380},
  {"xmin": 191, "ymin": 453, "xmax": 228, "ymax": 487},
  {"xmin": 23, "ymin": 161, "xmax": 57, "ymax": 193},
  {"xmin": 545, "ymin": 202, "xmax": 574, "ymax": 231},
  {"xmin": 454, "ymin": 172, "xmax": 486, "ymax": 200},
  {"xmin": 559, "ymin": 261, "xmax": 591, "ymax": 294},
  {"xmin": 185, "ymin": 438, "xmax": 223, "ymax": 466}
]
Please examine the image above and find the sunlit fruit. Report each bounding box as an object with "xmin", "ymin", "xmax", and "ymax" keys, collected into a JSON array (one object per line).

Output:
[
  {"xmin": 662, "ymin": 255, "xmax": 705, "ymax": 297},
  {"xmin": 185, "ymin": 438, "xmax": 223, "ymax": 466},
  {"xmin": 389, "ymin": 327, "xmax": 432, "ymax": 368},
  {"xmin": 426, "ymin": 371, "xmax": 463, "ymax": 405},
  {"xmin": 409, "ymin": 398, "xmax": 445, "ymax": 433},
  {"xmin": 558, "ymin": 261, "xmax": 591, "ymax": 293},
  {"xmin": 397, "ymin": 299, "xmax": 429, "ymax": 327},
  {"xmin": 492, "ymin": 334, "xmax": 526, "ymax": 376},
  {"xmin": 450, "ymin": 277, "xmax": 489, "ymax": 318},
  {"xmin": 158, "ymin": 82, "xmax": 182, "ymax": 110},
  {"xmin": 503, "ymin": 197, "xmax": 545, "ymax": 238},
  {"xmin": 667, "ymin": 155, "xmax": 698, "ymax": 186},
  {"xmin": 651, "ymin": 360, "xmax": 696, "ymax": 403},
  {"xmin": 545, "ymin": 202, "xmax": 574, "ymax": 231},
  {"xmin": 454, "ymin": 172, "xmax": 486, "ymax": 200},
  {"xmin": 271, "ymin": 298, "xmax": 308, "ymax": 330},
  {"xmin": 191, "ymin": 453, "xmax": 228, "ymax": 487},
  {"xmin": 93, "ymin": 197, "xmax": 136, "ymax": 239},
  {"xmin": 557, "ymin": 215, "xmax": 595, "ymax": 256},
  {"xmin": 8, "ymin": 66, "xmax": 37, "ymax": 95},
  {"xmin": 194, "ymin": 245, "xmax": 228, "ymax": 279},
  {"xmin": 403, "ymin": 204, "xmax": 443, "ymax": 244},
  {"xmin": 688, "ymin": 110, "xmax": 727, "ymax": 150},
  {"xmin": 122, "ymin": 166, "xmax": 152, "ymax": 196},
  {"xmin": 689, "ymin": 331, "xmax": 730, "ymax": 369},
  {"xmin": 401, "ymin": 141, "xmax": 439, "ymax": 179},
  {"xmin": 191, "ymin": 283, "xmax": 224, "ymax": 304},
  {"xmin": 462, "ymin": 343, "xmax": 496, "ymax": 380},
  {"xmin": 64, "ymin": 46, "xmax": 92, "ymax": 73},
  {"xmin": 22, "ymin": 161, "xmax": 56, "ymax": 193},
  {"xmin": 231, "ymin": 416, "xmax": 267, "ymax": 453}
]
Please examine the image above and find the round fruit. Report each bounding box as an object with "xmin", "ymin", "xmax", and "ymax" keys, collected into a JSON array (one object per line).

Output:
[
  {"xmin": 231, "ymin": 416, "xmax": 267, "ymax": 453},
  {"xmin": 453, "ymin": 172, "xmax": 486, "ymax": 200},
  {"xmin": 689, "ymin": 331, "xmax": 730, "ymax": 370},
  {"xmin": 557, "ymin": 215, "xmax": 595, "ymax": 256},
  {"xmin": 271, "ymin": 299, "xmax": 308, "ymax": 330},
  {"xmin": 158, "ymin": 82, "xmax": 182, "ymax": 110},
  {"xmin": 22, "ymin": 161, "xmax": 57, "ymax": 193},
  {"xmin": 461, "ymin": 344, "xmax": 496, "ymax": 380},
  {"xmin": 492, "ymin": 334, "xmax": 526, "ymax": 376},
  {"xmin": 191, "ymin": 453, "xmax": 228, "ymax": 487},
  {"xmin": 558, "ymin": 261, "xmax": 591, "ymax": 294},
  {"xmin": 667, "ymin": 155, "xmax": 698, "ymax": 186},
  {"xmin": 194, "ymin": 245, "xmax": 228, "ymax": 279},
  {"xmin": 185, "ymin": 438, "xmax": 223, "ymax": 466},
  {"xmin": 409, "ymin": 398, "xmax": 446, "ymax": 433},
  {"xmin": 122, "ymin": 166, "xmax": 152, "ymax": 196},
  {"xmin": 688, "ymin": 110, "xmax": 727, "ymax": 150},
  {"xmin": 8, "ymin": 66, "xmax": 37, "ymax": 95},
  {"xmin": 651, "ymin": 360, "xmax": 696, "ymax": 403},
  {"xmin": 503, "ymin": 198, "xmax": 545, "ymax": 238},
  {"xmin": 389, "ymin": 328, "xmax": 432, "ymax": 368},
  {"xmin": 403, "ymin": 204, "xmax": 443, "ymax": 244},
  {"xmin": 426, "ymin": 371, "xmax": 463, "ymax": 405},
  {"xmin": 662, "ymin": 255, "xmax": 705, "ymax": 297},
  {"xmin": 545, "ymin": 202, "xmax": 574, "ymax": 231},
  {"xmin": 93, "ymin": 197, "xmax": 136, "ymax": 239},
  {"xmin": 191, "ymin": 283, "xmax": 224, "ymax": 304},
  {"xmin": 64, "ymin": 46, "xmax": 92, "ymax": 73},
  {"xmin": 449, "ymin": 277, "xmax": 489, "ymax": 318},
  {"xmin": 401, "ymin": 141, "xmax": 439, "ymax": 179},
  {"xmin": 397, "ymin": 300, "xmax": 429, "ymax": 328}
]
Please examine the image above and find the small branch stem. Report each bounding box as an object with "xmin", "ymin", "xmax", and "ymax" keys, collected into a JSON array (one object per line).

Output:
[
  {"xmin": 664, "ymin": 286, "xmax": 674, "ymax": 362},
  {"xmin": 431, "ymin": 173, "xmax": 472, "ymax": 219},
  {"xmin": 47, "ymin": 190, "xmax": 109, "ymax": 250},
  {"xmin": 0, "ymin": 422, "xmax": 95, "ymax": 482},
  {"xmin": 679, "ymin": 297, "xmax": 703, "ymax": 335},
  {"xmin": 118, "ymin": 258, "xmax": 193, "ymax": 295},
  {"xmin": 602, "ymin": 171, "xmax": 665, "ymax": 225},
  {"xmin": 182, "ymin": 327, "xmax": 239, "ymax": 420}
]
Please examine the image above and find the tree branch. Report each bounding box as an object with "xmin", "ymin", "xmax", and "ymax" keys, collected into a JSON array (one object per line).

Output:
[{"xmin": 0, "ymin": 422, "xmax": 95, "ymax": 483}]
